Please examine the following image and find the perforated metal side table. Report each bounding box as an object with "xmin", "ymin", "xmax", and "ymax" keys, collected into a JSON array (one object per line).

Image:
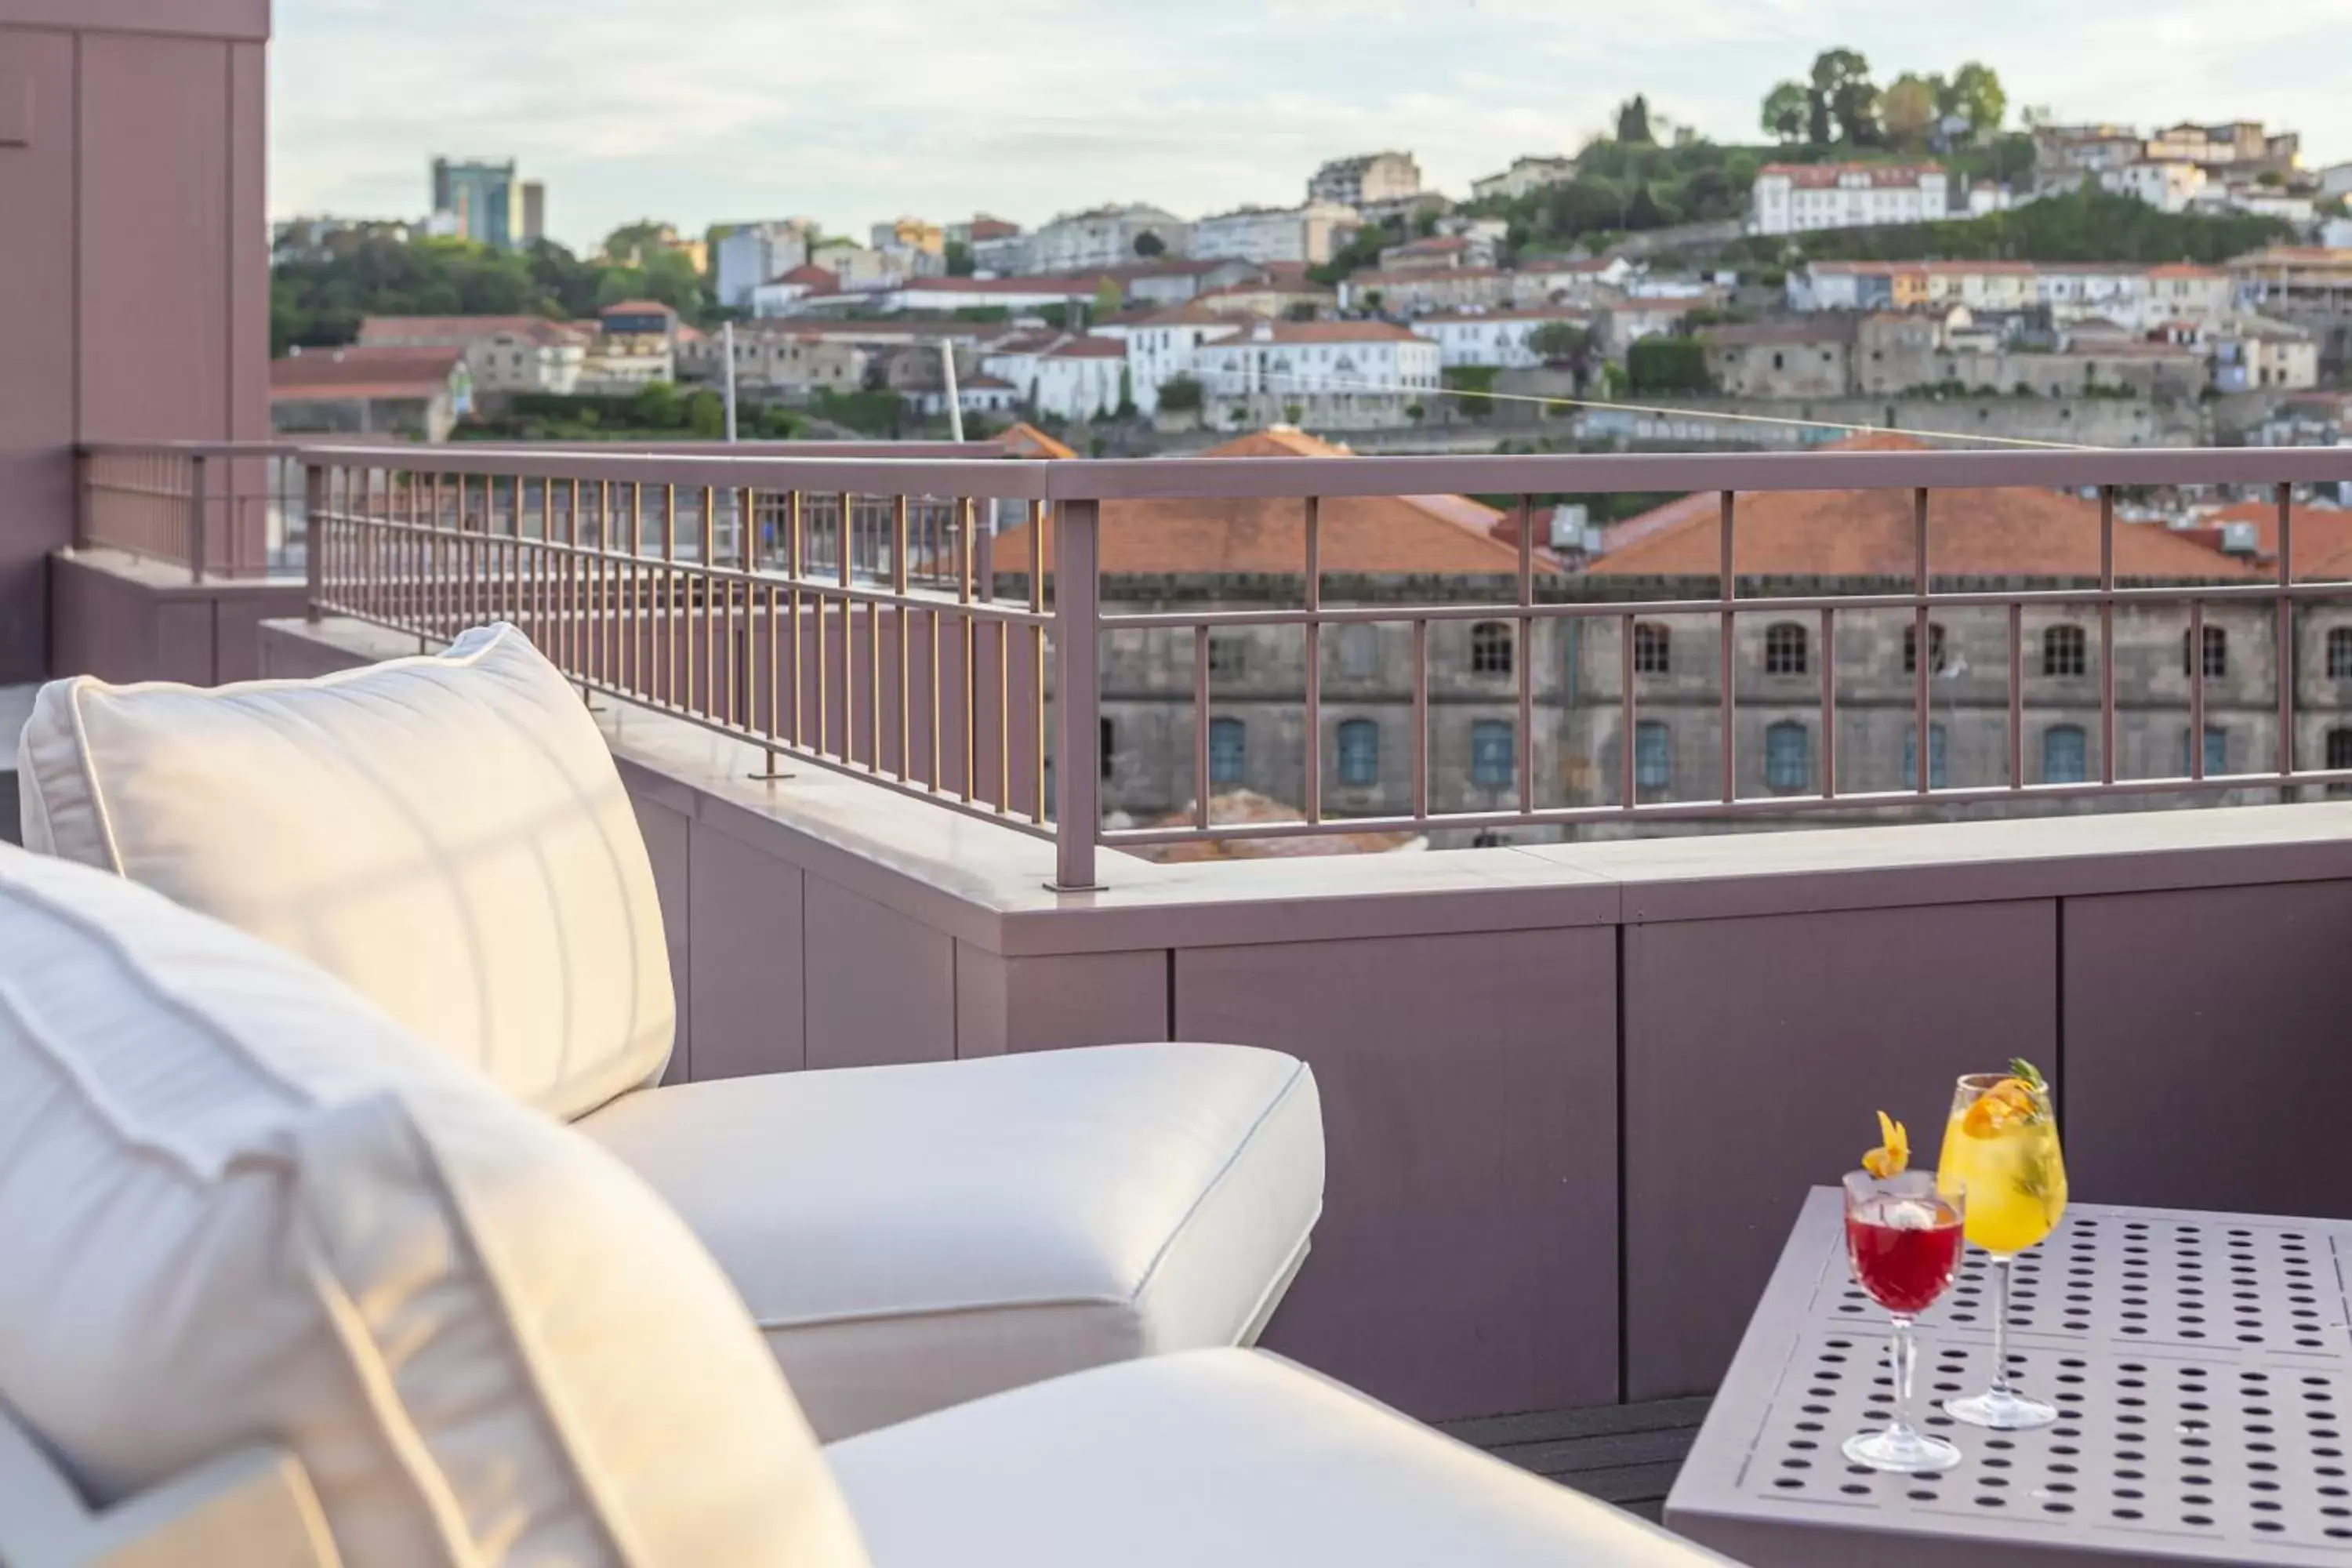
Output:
[{"xmin": 1666, "ymin": 1189, "xmax": 2352, "ymax": 1566}]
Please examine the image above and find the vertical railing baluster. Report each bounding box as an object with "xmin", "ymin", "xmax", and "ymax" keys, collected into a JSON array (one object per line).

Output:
[
  {"xmin": 701, "ymin": 486, "xmax": 717, "ymax": 725},
  {"xmin": 1304, "ymin": 495, "xmax": 1323, "ymax": 826},
  {"xmin": 2008, "ymin": 602, "xmax": 2024, "ymax": 790},
  {"xmin": 1620, "ymin": 614, "xmax": 1638, "ymax": 809},
  {"xmin": 1412, "ymin": 618, "xmax": 1430, "ymax": 821},
  {"xmin": 895, "ymin": 494, "xmax": 912, "ymax": 782},
  {"xmin": 2278, "ymin": 481, "xmax": 2296, "ymax": 788},
  {"xmin": 1194, "ymin": 623, "xmax": 1211, "ymax": 830},
  {"xmin": 2100, "ymin": 485, "xmax": 2117, "ymax": 785},
  {"xmin": 1719, "ymin": 491, "xmax": 1737, "ymax": 803},
  {"xmin": 1517, "ymin": 494, "xmax": 1535, "ymax": 818},
  {"xmin": 2190, "ymin": 599, "xmax": 2206, "ymax": 780},
  {"xmin": 959, "ymin": 496, "xmax": 976, "ymax": 803},
  {"xmin": 1913, "ymin": 487, "xmax": 1931, "ymax": 796},
  {"xmin": 1029, "ymin": 499, "xmax": 1047, "ymax": 822},
  {"xmin": 1820, "ymin": 605, "xmax": 1838, "ymax": 799},
  {"xmin": 1051, "ymin": 499, "xmax": 1102, "ymax": 890}
]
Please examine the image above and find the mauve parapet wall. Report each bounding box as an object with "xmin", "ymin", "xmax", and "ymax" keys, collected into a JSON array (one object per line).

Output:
[
  {"xmin": 0, "ymin": 0, "xmax": 270, "ymax": 680},
  {"xmin": 260, "ymin": 613, "xmax": 2352, "ymax": 1425}
]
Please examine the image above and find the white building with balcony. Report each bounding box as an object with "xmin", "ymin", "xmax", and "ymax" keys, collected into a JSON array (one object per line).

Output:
[
  {"xmin": 1191, "ymin": 321, "xmax": 1439, "ymax": 429},
  {"xmin": 1750, "ymin": 162, "xmax": 1951, "ymax": 236},
  {"xmin": 981, "ymin": 333, "xmax": 1129, "ymax": 420},
  {"xmin": 1102, "ymin": 307, "xmax": 1250, "ymax": 415}
]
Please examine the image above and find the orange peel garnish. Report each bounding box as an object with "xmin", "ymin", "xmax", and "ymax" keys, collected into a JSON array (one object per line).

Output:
[
  {"xmin": 1862, "ymin": 1110, "xmax": 1910, "ymax": 1178},
  {"xmin": 1962, "ymin": 1077, "xmax": 2039, "ymax": 1138}
]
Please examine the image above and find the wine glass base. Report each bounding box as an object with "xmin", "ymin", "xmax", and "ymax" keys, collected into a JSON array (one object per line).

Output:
[
  {"xmin": 1843, "ymin": 1427, "xmax": 1964, "ymax": 1474},
  {"xmin": 1944, "ymin": 1388, "xmax": 2059, "ymax": 1430}
]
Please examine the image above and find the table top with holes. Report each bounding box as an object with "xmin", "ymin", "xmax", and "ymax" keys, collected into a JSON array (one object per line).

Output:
[{"xmin": 1664, "ymin": 1188, "xmax": 2352, "ymax": 1567}]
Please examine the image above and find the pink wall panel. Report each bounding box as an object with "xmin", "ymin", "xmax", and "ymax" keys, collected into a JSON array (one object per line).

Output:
[
  {"xmin": 78, "ymin": 31, "xmax": 230, "ymax": 445},
  {"xmin": 955, "ymin": 944, "xmax": 1167, "ymax": 1058},
  {"xmin": 627, "ymin": 793, "xmax": 691, "ymax": 1085},
  {"xmin": 1622, "ymin": 900, "xmax": 2058, "ymax": 1400},
  {"xmin": 1178, "ymin": 928, "xmax": 1621, "ymax": 1422},
  {"xmin": 804, "ymin": 873, "xmax": 956, "ymax": 1069},
  {"xmin": 0, "ymin": 2, "xmax": 268, "ymax": 41},
  {"xmin": 0, "ymin": 29, "xmax": 75, "ymax": 678},
  {"xmin": 687, "ymin": 820, "xmax": 808, "ymax": 1080},
  {"xmin": 2064, "ymin": 880, "xmax": 2352, "ymax": 1218}
]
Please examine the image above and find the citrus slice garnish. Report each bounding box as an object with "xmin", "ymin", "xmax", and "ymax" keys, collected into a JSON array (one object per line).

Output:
[{"xmin": 1862, "ymin": 1109, "xmax": 1910, "ymax": 1178}]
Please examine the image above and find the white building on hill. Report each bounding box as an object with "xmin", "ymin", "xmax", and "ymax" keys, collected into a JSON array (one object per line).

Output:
[{"xmin": 1751, "ymin": 163, "xmax": 1951, "ymax": 235}]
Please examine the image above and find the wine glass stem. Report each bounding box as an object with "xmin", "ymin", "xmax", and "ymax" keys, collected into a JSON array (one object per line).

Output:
[
  {"xmin": 1990, "ymin": 1254, "xmax": 2015, "ymax": 1398},
  {"xmin": 1888, "ymin": 1313, "xmax": 1918, "ymax": 1438}
]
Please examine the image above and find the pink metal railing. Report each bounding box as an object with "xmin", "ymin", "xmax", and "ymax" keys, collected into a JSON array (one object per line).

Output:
[
  {"xmin": 78, "ymin": 441, "xmax": 307, "ymax": 580},
  {"xmin": 296, "ymin": 441, "xmax": 2352, "ymax": 891}
]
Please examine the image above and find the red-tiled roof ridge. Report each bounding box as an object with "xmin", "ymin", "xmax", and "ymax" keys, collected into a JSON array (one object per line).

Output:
[
  {"xmin": 991, "ymin": 428, "xmax": 1544, "ymax": 578},
  {"xmin": 1592, "ymin": 437, "xmax": 2270, "ymax": 583}
]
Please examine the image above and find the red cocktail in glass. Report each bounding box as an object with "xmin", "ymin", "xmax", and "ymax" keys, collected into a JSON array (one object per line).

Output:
[
  {"xmin": 1847, "ymin": 1192, "xmax": 1964, "ymax": 1316},
  {"xmin": 1841, "ymin": 1169, "xmax": 1966, "ymax": 1474}
]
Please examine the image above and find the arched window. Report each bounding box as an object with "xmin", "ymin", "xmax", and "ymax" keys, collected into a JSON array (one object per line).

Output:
[
  {"xmin": 1470, "ymin": 720, "xmax": 1515, "ymax": 789},
  {"xmin": 1209, "ymin": 717, "xmax": 1246, "ymax": 786},
  {"xmin": 2328, "ymin": 626, "xmax": 2352, "ymax": 680},
  {"xmin": 1100, "ymin": 717, "xmax": 1116, "ymax": 781},
  {"xmin": 1903, "ymin": 622, "xmax": 1948, "ymax": 675},
  {"xmin": 1904, "ymin": 724, "xmax": 1948, "ymax": 789},
  {"xmin": 2042, "ymin": 724, "xmax": 2088, "ymax": 784},
  {"xmin": 1470, "ymin": 621, "xmax": 1515, "ymax": 676},
  {"xmin": 2184, "ymin": 626, "xmax": 2227, "ymax": 678},
  {"xmin": 1337, "ymin": 719, "xmax": 1380, "ymax": 787},
  {"xmin": 1633, "ymin": 622, "xmax": 1671, "ymax": 675},
  {"xmin": 2042, "ymin": 624, "xmax": 2087, "ymax": 678},
  {"xmin": 1764, "ymin": 622, "xmax": 1809, "ymax": 676},
  {"xmin": 1765, "ymin": 721, "xmax": 1811, "ymax": 792},
  {"xmin": 2181, "ymin": 725, "xmax": 2227, "ymax": 777}
]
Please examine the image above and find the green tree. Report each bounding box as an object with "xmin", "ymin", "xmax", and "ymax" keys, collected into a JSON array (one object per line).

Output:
[
  {"xmin": 1157, "ymin": 375, "xmax": 1204, "ymax": 414},
  {"xmin": 1881, "ymin": 74, "xmax": 1939, "ymax": 150},
  {"xmin": 1624, "ymin": 182, "xmax": 1664, "ymax": 230},
  {"xmin": 943, "ymin": 241, "xmax": 975, "ymax": 277},
  {"xmin": 1616, "ymin": 95, "xmax": 1654, "ymax": 145},
  {"xmin": 1809, "ymin": 49, "xmax": 1878, "ymax": 146},
  {"xmin": 1444, "ymin": 365, "xmax": 1500, "ymax": 419},
  {"xmin": 601, "ymin": 220, "xmax": 673, "ymax": 264},
  {"xmin": 1133, "ymin": 230, "xmax": 1167, "ymax": 258},
  {"xmin": 1627, "ymin": 336, "xmax": 1712, "ymax": 395},
  {"xmin": 1762, "ymin": 82, "xmax": 1809, "ymax": 144},
  {"xmin": 1528, "ymin": 321, "xmax": 1593, "ymax": 363},
  {"xmin": 1118, "ymin": 366, "xmax": 1137, "ymax": 418},
  {"xmin": 687, "ymin": 390, "xmax": 726, "ymax": 439},
  {"xmin": 1091, "ymin": 277, "xmax": 1124, "ymax": 321},
  {"xmin": 1945, "ymin": 61, "xmax": 2007, "ymax": 136},
  {"xmin": 1283, "ymin": 402, "xmax": 1305, "ymax": 426}
]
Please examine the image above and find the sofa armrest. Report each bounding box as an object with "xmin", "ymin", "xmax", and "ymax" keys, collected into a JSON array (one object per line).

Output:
[{"xmin": 0, "ymin": 1405, "xmax": 339, "ymax": 1568}]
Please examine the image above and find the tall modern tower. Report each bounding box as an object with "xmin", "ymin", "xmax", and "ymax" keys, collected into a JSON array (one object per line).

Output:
[{"xmin": 430, "ymin": 158, "xmax": 524, "ymax": 249}]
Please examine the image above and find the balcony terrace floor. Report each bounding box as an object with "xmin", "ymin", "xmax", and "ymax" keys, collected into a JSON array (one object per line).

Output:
[{"xmin": 1446, "ymin": 1397, "xmax": 1711, "ymax": 1524}]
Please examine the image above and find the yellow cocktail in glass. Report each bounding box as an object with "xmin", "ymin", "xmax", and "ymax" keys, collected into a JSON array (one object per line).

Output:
[{"xmin": 1936, "ymin": 1062, "xmax": 2067, "ymax": 1431}]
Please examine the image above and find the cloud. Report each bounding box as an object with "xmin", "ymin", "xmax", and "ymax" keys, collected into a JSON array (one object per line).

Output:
[{"xmin": 271, "ymin": 0, "xmax": 2352, "ymax": 249}]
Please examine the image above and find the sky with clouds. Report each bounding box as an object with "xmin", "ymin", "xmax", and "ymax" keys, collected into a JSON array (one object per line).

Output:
[{"xmin": 272, "ymin": 0, "xmax": 2352, "ymax": 252}]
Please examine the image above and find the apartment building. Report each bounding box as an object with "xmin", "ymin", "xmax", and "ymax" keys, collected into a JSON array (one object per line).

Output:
[
  {"xmin": 355, "ymin": 314, "xmax": 589, "ymax": 396},
  {"xmin": 979, "ymin": 333, "xmax": 1129, "ymax": 420},
  {"xmin": 1750, "ymin": 163, "xmax": 1951, "ymax": 235},
  {"xmin": 1410, "ymin": 308, "xmax": 1596, "ymax": 369},
  {"xmin": 1471, "ymin": 155, "xmax": 1578, "ymax": 203},
  {"xmin": 713, "ymin": 220, "xmax": 818, "ymax": 309},
  {"xmin": 710, "ymin": 325, "xmax": 871, "ymax": 398},
  {"xmin": 429, "ymin": 157, "xmax": 529, "ymax": 250},
  {"xmin": 1192, "ymin": 321, "xmax": 1439, "ymax": 430},
  {"xmin": 575, "ymin": 299, "xmax": 677, "ymax": 390},
  {"xmin": 1025, "ymin": 205, "xmax": 1192, "ymax": 272},
  {"xmin": 1308, "ymin": 151, "xmax": 1422, "ymax": 209},
  {"xmin": 1101, "ymin": 305, "xmax": 1250, "ymax": 414},
  {"xmin": 1379, "ymin": 234, "xmax": 1497, "ymax": 272},
  {"xmin": 1702, "ymin": 320, "xmax": 1857, "ymax": 398},
  {"xmin": 1191, "ymin": 203, "xmax": 1357, "ymax": 267},
  {"xmin": 1335, "ymin": 267, "xmax": 1514, "ymax": 314},
  {"xmin": 2100, "ymin": 160, "xmax": 2207, "ymax": 212},
  {"xmin": 1789, "ymin": 260, "xmax": 2231, "ymax": 331},
  {"xmin": 808, "ymin": 241, "xmax": 902, "ymax": 293},
  {"xmin": 2212, "ymin": 319, "xmax": 2321, "ymax": 392}
]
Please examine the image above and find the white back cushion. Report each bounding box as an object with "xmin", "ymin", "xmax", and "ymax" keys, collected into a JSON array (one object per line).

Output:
[
  {"xmin": 0, "ymin": 844, "xmax": 867, "ymax": 1568},
  {"xmin": 19, "ymin": 622, "xmax": 671, "ymax": 1121}
]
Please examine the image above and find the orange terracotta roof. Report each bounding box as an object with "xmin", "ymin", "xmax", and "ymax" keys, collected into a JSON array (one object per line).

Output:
[
  {"xmin": 2192, "ymin": 500, "xmax": 2352, "ymax": 578},
  {"xmin": 270, "ymin": 345, "xmax": 463, "ymax": 397},
  {"xmin": 994, "ymin": 428, "xmax": 1545, "ymax": 577},
  {"xmin": 996, "ymin": 421, "xmax": 1076, "ymax": 459},
  {"xmin": 1593, "ymin": 438, "xmax": 2270, "ymax": 582},
  {"xmin": 358, "ymin": 314, "xmax": 568, "ymax": 345}
]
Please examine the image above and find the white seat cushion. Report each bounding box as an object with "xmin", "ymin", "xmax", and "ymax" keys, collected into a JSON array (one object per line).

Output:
[
  {"xmin": 829, "ymin": 1348, "xmax": 1737, "ymax": 1568},
  {"xmin": 576, "ymin": 1044, "xmax": 1323, "ymax": 1440},
  {"xmin": 18, "ymin": 622, "xmax": 672, "ymax": 1121},
  {"xmin": 0, "ymin": 844, "xmax": 867, "ymax": 1568}
]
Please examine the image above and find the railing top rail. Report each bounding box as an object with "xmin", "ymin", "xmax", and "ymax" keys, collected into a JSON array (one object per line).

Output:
[
  {"xmin": 292, "ymin": 443, "xmax": 1060, "ymax": 500},
  {"xmin": 292, "ymin": 441, "xmax": 2352, "ymax": 503},
  {"xmin": 1035, "ymin": 445, "xmax": 2352, "ymax": 502},
  {"xmin": 80, "ymin": 440, "xmax": 299, "ymax": 459}
]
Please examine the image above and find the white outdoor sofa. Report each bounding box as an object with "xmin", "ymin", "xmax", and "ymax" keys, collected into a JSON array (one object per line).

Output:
[
  {"xmin": 14, "ymin": 625, "xmax": 1321, "ymax": 1441},
  {"xmin": 0, "ymin": 631, "xmax": 1742, "ymax": 1568}
]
